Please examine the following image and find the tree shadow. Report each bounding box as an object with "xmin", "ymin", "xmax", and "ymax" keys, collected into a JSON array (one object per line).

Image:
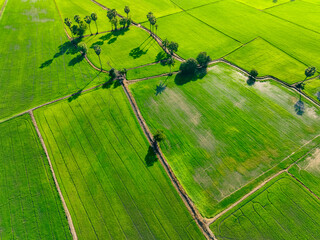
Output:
[
  {"xmin": 68, "ymin": 54, "xmax": 84, "ymax": 66},
  {"xmin": 68, "ymin": 89, "xmax": 82, "ymax": 102},
  {"xmin": 155, "ymin": 82, "xmax": 167, "ymax": 96},
  {"xmin": 316, "ymin": 91, "xmax": 320, "ymax": 101},
  {"xmin": 102, "ymin": 79, "xmax": 113, "ymax": 89},
  {"xmin": 174, "ymin": 68, "xmax": 207, "ymax": 85},
  {"xmin": 294, "ymin": 99, "xmax": 305, "ymax": 115},
  {"xmin": 156, "ymin": 51, "xmax": 168, "ymax": 63},
  {"xmin": 145, "ymin": 146, "xmax": 157, "ymax": 167},
  {"xmin": 129, "ymin": 47, "xmax": 148, "ymax": 59},
  {"xmin": 40, "ymin": 59, "xmax": 53, "ymax": 68},
  {"xmin": 246, "ymin": 76, "xmax": 256, "ymax": 86},
  {"xmin": 99, "ymin": 28, "xmax": 129, "ymax": 44},
  {"xmin": 90, "ymin": 40, "xmax": 104, "ymax": 48}
]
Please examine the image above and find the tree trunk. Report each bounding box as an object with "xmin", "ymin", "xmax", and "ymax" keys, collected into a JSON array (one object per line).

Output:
[
  {"xmin": 95, "ymin": 21, "xmax": 98, "ymax": 34},
  {"xmin": 99, "ymin": 56, "xmax": 102, "ymax": 70},
  {"xmin": 89, "ymin": 24, "xmax": 92, "ymax": 35}
]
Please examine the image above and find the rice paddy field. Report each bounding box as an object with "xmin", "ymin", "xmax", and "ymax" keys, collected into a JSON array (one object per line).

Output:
[
  {"xmin": 0, "ymin": 114, "xmax": 71, "ymax": 239},
  {"xmin": 0, "ymin": 0, "xmax": 105, "ymax": 120},
  {"xmin": 83, "ymin": 27, "xmax": 164, "ymax": 70},
  {"xmin": 130, "ymin": 63, "xmax": 320, "ymax": 217},
  {"xmin": 210, "ymin": 173, "xmax": 320, "ymax": 239},
  {"xmin": 34, "ymin": 86, "xmax": 204, "ymax": 239},
  {"xmin": 1, "ymin": 0, "xmax": 320, "ymax": 239}
]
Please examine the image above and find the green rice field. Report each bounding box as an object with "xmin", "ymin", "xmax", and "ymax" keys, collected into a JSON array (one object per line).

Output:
[
  {"xmin": 130, "ymin": 63, "xmax": 320, "ymax": 217},
  {"xmin": 210, "ymin": 173, "xmax": 320, "ymax": 239},
  {"xmin": 0, "ymin": 114, "xmax": 71, "ymax": 239},
  {"xmin": 0, "ymin": 0, "xmax": 105, "ymax": 120},
  {"xmin": 34, "ymin": 86, "xmax": 204, "ymax": 239}
]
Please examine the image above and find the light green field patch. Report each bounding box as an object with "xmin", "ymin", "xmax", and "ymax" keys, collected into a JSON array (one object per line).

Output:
[
  {"xmin": 210, "ymin": 174, "xmax": 320, "ymax": 240},
  {"xmin": 188, "ymin": 0, "xmax": 320, "ymax": 67},
  {"xmin": 83, "ymin": 27, "xmax": 164, "ymax": 70},
  {"xmin": 235, "ymin": 0, "xmax": 290, "ymax": 9},
  {"xmin": 266, "ymin": 1, "xmax": 320, "ymax": 33},
  {"xmin": 127, "ymin": 62, "xmax": 180, "ymax": 80},
  {"xmin": 0, "ymin": 0, "xmax": 106, "ymax": 120},
  {"xmin": 170, "ymin": 0, "xmax": 219, "ymax": 10},
  {"xmin": 130, "ymin": 63, "xmax": 320, "ymax": 217},
  {"xmin": 97, "ymin": 0, "xmax": 181, "ymax": 23},
  {"xmin": 55, "ymin": 0, "xmax": 111, "ymax": 36},
  {"xmin": 34, "ymin": 86, "xmax": 204, "ymax": 240},
  {"xmin": 148, "ymin": 11, "xmax": 241, "ymax": 59},
  {"xmin": 225, "ymin": 37, "xmax": 306, "ymax": 84},
  {"xmin": 0, "ymin": 115, "xmax": 71, "ymax": 239},
  {"xmin": 304, "ymin": 79, "xmax": 320, "ymax": 103}
]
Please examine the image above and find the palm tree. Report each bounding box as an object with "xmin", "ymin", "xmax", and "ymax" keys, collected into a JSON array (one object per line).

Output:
[
  {"xmin": 93, "ymin": 45, "xmax": 102, "ymax": 70},
  {"xmin": 167, "ymin": 57, "xmax": 175, "ymax": 74},
  {"xmin": 304, "ymin": 66, "xmax": 316, "ymax": 82},
  {"xmin": 111, "ymin": 17, "xmax": 118, "ymax": 31},
  {"xmin": 91, "ymin": 13, "xmax": 98, "ymax": 34},
  {"xmin": 150, "ymin": 16, "xmax": 157, "ymax": 34},
  {"xmin": 162, "ymin": 38, "xmax": 169, "ymax": 49},
  {"xmin": 84, "ymin": 16, "xmax": 92, "ymax": 35},
  {"xmin": 119, "ymin": 18, "xmax": 126, "ymax": 29},
  {"xmin": 124, "ymin": 6, "xmax": 130, "ymax": 18},
  {"xmin": 74, "ymin": 15, "xmax": 81, "ymax": 24}
]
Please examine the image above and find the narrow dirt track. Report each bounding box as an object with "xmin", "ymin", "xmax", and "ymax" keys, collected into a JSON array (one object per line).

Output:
[
  {"xmin": 121, "ymin": 80, "xmax": 216, "ymax": 240},
  {"xmin": 0, "ymin": 0, "xmax": 8, "ymax": 18},
  {"xmin": 29, "ymin": 111, "xmax": 78, "ymax": 240}
]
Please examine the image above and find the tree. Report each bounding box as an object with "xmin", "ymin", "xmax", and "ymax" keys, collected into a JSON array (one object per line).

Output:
[
  {"xmin": 74, "ymin": 15, "xmax": 81, "ymax": 24},
  {"xmin": 109, "ymin": 68, "xmax": 118, "ymax": 79},
  {"xmin": 304, "ymin": 66, "xmax": 316, "ymax": 81},
  {"xmin": 107, "ymin": 9, "xmax": 117, "ymax": 21},
  {"xmin": 77, "ymin": 21, "xmax": 87, "ymax": 37},
  {"xmin": 196, "ymin": 52, "xmax": 211, "ymax": 68},
  {"xmin": 91, "ymin": 13, "xmax": 98, "ymax": 34},
  {"xmin": 111, "ymin": 17, "xmax": 118, "ymax": 30},
  {"xmin": 84, "ymin": 16, "xmax": 92, "ymax": 35},
  {"xmin": 167, "ymin": 41, "xmax": 179, "ymax": 55},
  {"xmin": 124, "ymin": 6, "xmax": 130, "ymax": 18},
  {"xmin": 64, "ymin": 18, "xmax": 72, "ymax": 30},
  {"xmin": 78, "ymin": 42, "xmax": 88, "ymax": 56},
  {"xmin": 70, "ymin": 25, "xmax": 79, "ymax": 38},
  {"xmin": 146, "ymin": 12, "xmax": 154, "ymax": 31},
  {"xmin": 126, "ymin": 18, "xmax": 132, "ymax": 28},
  {"xmin": 167, "ymin": 57, "xmax": 175, "ymax": 74},
  {"xmin": 162, "ymin": 38, "xmax": 169, "ymax": 49},
  {"xmin": 250, "ymin": 69, "xmax": 258, "ymax": 79},
  {"xmin": 180, "ymin": 58, "xmax": 198, "ymax": 74},
  {"xmin": 93, "ymin": 45, "xmax": 102, "ymax": 69},
  {"xmin": 149, "ymin": 16, "xmax": 157, "ymax": 34},
  {"xmin": 153, "ymin": 130, "xmax": 166, "ymax": 143},
  {"xmin": 119, "ymin": 18, "xmax": 126, "ymax": 29}
]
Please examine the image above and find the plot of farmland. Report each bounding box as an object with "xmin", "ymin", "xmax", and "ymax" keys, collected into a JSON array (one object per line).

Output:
[
  {"xmin": 83, "ymin": 27, "xmax": 164, "ymax": 70},
  {"xmin": 188, "ymin": 0, "xmax": 320, "ymax": 68},
  {"xmin": 289, "ymin": 147, "xmax": 320, "ymax": 198},
  {"xmin": 148, "ymin": 11, "xmax": 241, "ymax": 60},
  {"xmin": 0, "ymin": 0, "xmax": 105, "ymax": 120},
  {"xmin": 130, "ymin": 63, "xmax": 320, "ymax": 217},
  {"xmin": 210, "ymin": 174, "xmax": 320, "ymax": 240},
  {"xmin": 235, "ymin": 0, "xmax": 290, "ymax": 9},
  {"xmin": 97, "ymin": 0, "xmax": 181, "ymax": 23},
  {"xmin": 55, "ymin": 0, "xmax": 111, "ymax": 36},
  {"xmin": 304, "ymin": 79, "xmax": 320, "ymax": 103},
  {"xmin": 34, "ymin": 86, "xmax": 204, "ymax": 240},
  {"xmin": 225, "ymin": 37, "xmax": 306, "ymax": 84},
  {"xmin": 0, "ymin": 115, "xmax": 71, "ymax": 239},
  {"xmin": 266, "ymin": 1, "xmax": 320, "ymax": 33}
]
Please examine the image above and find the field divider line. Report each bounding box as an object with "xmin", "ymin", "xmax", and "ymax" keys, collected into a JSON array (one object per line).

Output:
[
  {"xmin": 121, "ymin": 80, "xmax": 216, "ymax": 240},
  {"xmin": 287, "ymin": 171, "xmax": 320, "ymax": 202},
  {"xmin": 28, "ymin": 110, "xmax": 78, "ymax": 240}
]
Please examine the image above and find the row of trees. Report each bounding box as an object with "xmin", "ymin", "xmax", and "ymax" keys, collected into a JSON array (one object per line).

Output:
[
  {"xmin": 180, "ymin": 52, "xmax": 212, "ymax": 74},
  {"xmin": 64, "ymin": 6, "xmax": 132, "ymax": 38},
  {"xmin": 147, "ymin": 12, "xmax": 157, "ymax": 34}
]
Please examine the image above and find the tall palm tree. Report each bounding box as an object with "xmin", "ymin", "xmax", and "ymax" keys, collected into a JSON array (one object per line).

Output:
[
  {"xmin": 167, "ymin": 57, "xmax": 175, "ymax": 74},
  {"xmin": 91, "ymin": 13, "xmax": 98, "ymax": 34},
  {"xmin": 94, "ymin": 45, "xmax": 102, "ymax": 70},
  {"xmin": 124, "ymin": 6, "xmax": 130, "ymax": 18},
  {"xmin": 84, "ymin": 16, "xmax": 92, "ymax": 35}
]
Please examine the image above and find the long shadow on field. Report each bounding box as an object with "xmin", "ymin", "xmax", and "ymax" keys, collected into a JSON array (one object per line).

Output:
[
  {"xmin": 294, "ymin": 99, "xmax": 305, "ymax": 115},
  {"xmin": 155, "ymin": 82, "xmax": 167, "ymax": 96},
  {"xmin": 145, "ymin": 146, "xmax": 157, "ymax": 167},
  {"xmin": 317, "ymin": 92, "xmax": 320, "ymax": 101},
  {"xmin": 98, "ymin": 28, "xmax": 129, "ymax": 45},
  {"xmin": 68, "ymin": 54, "xmax": 85, "ymax": 66},
  {"xmin": 40, "ymin": 38, "xmax": 81, "ymax": 69},
  {"xmin": 174, "ymin": 68, "xmax": 207, "ymax": 85}
]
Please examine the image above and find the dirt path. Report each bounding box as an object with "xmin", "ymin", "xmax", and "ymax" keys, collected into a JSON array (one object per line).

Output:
[
  {"xmin": 0, "ymin": 0, "xmax": 8, "ymax": 18},
  {"xmin": 121, "ymin": 80, "xmax": 216, "ymax": 240},
  {"xmin": 29, "ymin": 111, "xmax": 78, "ymax": 240}
]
